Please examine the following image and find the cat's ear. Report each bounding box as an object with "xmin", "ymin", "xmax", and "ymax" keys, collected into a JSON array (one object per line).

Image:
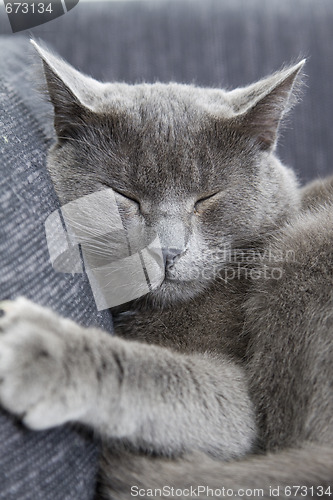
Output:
[
  {"xmin": 229, "ymin": 60, "xmax": 305, "ymax": 151},
  {"xmin": 31, "ymin": 39, "xmax": 104, "ymax": 139}
]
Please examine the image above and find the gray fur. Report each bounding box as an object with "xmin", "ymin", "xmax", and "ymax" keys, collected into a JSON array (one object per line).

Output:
[{"xmin": 0, "ymin": 42, "xmax": 332, "ymax": 499}]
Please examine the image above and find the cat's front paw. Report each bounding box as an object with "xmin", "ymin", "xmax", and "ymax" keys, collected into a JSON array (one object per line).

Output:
[{"xmin": 0, "ymin": 298, "xmax": 90, "ymax": 430}]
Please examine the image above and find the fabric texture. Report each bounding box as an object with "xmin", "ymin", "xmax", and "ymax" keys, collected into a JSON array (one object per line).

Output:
[
  {"xmin": 0, "ymin": 37, "xmax": 113, "ymax": 500},
  {"xmin": 0, "ymin": 0, "xmax": 333, "ymax": 498}
]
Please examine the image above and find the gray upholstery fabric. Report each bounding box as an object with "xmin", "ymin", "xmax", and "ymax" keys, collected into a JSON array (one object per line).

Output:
[
  {"xmin": 0, "ymin": 0, "xmax": 333, "ymax": 498},
  {"xmin": 0, "ymin": 38, "xmax": 113, "ymax": 499}
]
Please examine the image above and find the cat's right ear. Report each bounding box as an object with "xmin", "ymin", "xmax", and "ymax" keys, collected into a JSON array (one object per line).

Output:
[
  {"xmin": 228, "ymin": 60, "xmax": 305, "ymax": 151},
  {"xmin": 31, "ymin": 40, "xmax": 103, "ymax": 139}
]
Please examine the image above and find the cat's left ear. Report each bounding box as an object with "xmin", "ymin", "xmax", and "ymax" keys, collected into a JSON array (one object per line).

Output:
[
  {"xmin": 31, "ymin": 39, "xmax": 104, "ymax": 139},
  {"xmin": 229, "ymin": 60, "xmax": 305, "ymax": 151}
]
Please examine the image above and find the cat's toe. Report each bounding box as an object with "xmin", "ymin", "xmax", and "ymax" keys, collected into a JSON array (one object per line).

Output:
[
  {"xmin": 0, "ymin": 329, "xmax": 60, "ymax": 419},
  {"xmin": 0, "ymin": 297, "xmax": 59, "ymax": 328}
]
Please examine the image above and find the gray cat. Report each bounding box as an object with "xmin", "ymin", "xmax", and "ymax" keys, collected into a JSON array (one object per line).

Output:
[{"xmin": 0, "ymin": 41, "xmax": 332, "ymax": 499}]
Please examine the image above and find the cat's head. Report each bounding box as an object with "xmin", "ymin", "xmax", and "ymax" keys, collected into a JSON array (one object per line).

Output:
[{"xmin": 33, "ymin": 40, "xmax": 304, "ymax": 308}]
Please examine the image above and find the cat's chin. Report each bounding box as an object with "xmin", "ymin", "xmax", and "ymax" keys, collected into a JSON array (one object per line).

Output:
[{"xmin": 138, "ymin": 278, "xmax": 208, "ymax": 310}]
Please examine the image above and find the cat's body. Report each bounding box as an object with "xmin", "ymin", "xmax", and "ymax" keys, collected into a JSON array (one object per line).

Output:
[
  {"xmin": 0, "ymin": 42, "xmax": 332, "ymax": 499},
  {"xmin": 104, "ymin": 193, "xmax": 333, "ymax": 499}
]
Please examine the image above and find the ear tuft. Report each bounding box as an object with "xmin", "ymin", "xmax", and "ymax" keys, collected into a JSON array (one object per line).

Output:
[
  {"xmin": 230, "ymin": 60, "xmax": 306, "ymax": 151},
  {"xmin": 31, "ymin": 39, "xmax": 103, "ymax": 139}
]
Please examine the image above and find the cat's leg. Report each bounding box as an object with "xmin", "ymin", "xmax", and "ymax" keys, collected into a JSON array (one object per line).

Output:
[{"xmin": 0, "ymin": 297, "xmax": 256, "ymax": 460}]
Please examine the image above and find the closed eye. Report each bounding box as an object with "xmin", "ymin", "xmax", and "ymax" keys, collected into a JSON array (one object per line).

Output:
[
  {"xmin": 194, "ymin": 191, "xmax": 220, "ymax": 210},
  {"xmin": 102, "ymin": 184, "xmax": 140, "ymax": 207},
  {"xmin": 116, "ymin": 190, "xmax": 140, "ymax": 206}
]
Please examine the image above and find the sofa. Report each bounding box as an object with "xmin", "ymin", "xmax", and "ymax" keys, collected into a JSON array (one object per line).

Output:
[{"xmin": 0, "ymin": 0, "xmax": 332, "ymax": 498}]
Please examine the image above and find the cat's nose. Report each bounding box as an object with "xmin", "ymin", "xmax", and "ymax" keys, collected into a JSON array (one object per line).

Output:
[{"xmin": 161, "ymin": 247, "xmax": 183, "ymax": 269}]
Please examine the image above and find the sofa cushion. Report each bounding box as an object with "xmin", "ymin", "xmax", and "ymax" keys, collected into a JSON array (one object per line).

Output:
[{"xmin": 0, "ymin": 36, "xmax": 114, "ymax": 500}]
